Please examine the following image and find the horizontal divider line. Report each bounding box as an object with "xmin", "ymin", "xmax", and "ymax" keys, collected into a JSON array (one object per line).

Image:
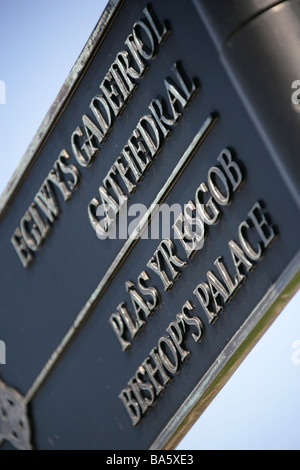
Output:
[{"xmin": 24, "ymin": 113, "xmax": 217, "ymax": 405}]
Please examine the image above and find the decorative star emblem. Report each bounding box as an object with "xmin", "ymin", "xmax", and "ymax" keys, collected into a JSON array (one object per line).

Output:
[{"xmin": 0, "ymin": 379, "xmax": 32, "ymax": 450}]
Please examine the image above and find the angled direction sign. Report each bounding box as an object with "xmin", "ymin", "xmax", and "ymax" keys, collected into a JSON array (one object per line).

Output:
[{"xmin": 0, "ymin": 0, "xmax": 299, "ymax": 450}]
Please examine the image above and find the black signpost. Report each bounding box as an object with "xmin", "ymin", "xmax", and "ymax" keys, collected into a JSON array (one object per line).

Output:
[{"xmin": 0, "ymin": 0, "xmax": 299, "ymax": 450}]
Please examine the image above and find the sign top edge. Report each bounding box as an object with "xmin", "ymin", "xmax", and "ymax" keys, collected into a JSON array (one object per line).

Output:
[{"xmin": 0, "ymin": 0, "xmax": 124, "ymax": 219}]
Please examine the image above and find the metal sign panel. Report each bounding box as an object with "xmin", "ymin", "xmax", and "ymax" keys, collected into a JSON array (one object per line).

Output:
[{"xmin": 0, "ymin": 0, "xmax": 300, "ymax": 450}]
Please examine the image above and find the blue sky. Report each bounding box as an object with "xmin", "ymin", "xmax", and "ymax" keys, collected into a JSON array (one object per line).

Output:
[{"xmin": 0, "ymin": 0, "xmax": 299, "ymax": 450}]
